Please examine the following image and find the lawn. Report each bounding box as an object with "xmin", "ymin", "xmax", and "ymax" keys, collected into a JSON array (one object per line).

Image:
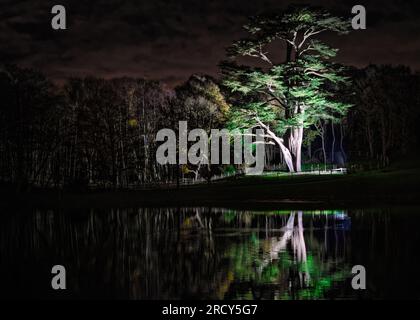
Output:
[{"xmin": 6, "ymin": 164, "xmax": 419, "ymax": 209}]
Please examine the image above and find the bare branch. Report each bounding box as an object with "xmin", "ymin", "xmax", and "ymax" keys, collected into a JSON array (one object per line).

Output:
[{"xmin": 298, "ymin": 29, "xmax": 326, "ymax": 49}]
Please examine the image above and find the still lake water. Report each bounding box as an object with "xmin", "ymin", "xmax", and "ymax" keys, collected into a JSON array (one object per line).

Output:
[{"xmin": 1, "ymin": 206, "xmax": 419, "ymax": 299}]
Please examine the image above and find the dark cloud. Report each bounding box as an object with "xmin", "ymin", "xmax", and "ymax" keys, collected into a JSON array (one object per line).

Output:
[{"xmin": 1, "ymin": 0, "xmax": 420, "ymax": 86}]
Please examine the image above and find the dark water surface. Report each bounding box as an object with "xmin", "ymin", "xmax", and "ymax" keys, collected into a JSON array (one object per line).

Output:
[{"xmin": 1, "ymin": 206, "xmax": 419, "ymax": 299}]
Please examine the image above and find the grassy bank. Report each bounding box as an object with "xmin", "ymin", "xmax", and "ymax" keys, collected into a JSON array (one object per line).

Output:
[{"xmin": 2, "ymin": 163, "xmax": 420, "ymax": 209}]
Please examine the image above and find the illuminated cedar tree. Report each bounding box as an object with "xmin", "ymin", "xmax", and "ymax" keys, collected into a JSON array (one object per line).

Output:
[{"xmin": 221, "ymin": 6, "xmax": 352, "ymax": 172}]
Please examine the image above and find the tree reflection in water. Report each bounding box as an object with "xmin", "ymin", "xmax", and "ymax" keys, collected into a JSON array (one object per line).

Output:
[{"xmin": 0, "ymin": 208, "xmax": 351, "ymax": 299}]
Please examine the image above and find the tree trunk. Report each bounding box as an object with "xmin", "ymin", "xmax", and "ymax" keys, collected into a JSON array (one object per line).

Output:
[
  {"xmin": 278, "ymin": 139, "xmax": 295, "ymax": 173},
  {"xmin": 339, "ymin": 123, "xmax": 346, "ymax": 163},
  {"xmin": 288, "ymin": 126, "xmax": 303, "ymax": 172},
  {"xmin": 176, "ymin": 165, "xmax": 180, "ymax": 189},
  {"xmin": 308, "ymin": 140, "xmax": 312, "ymax": 161},
  {"xmin": 321, "ymin": 133, "xmax": 327, "ymax": 170},
  {"xmin": 255, "ymin": 117, "xmax": 295, "ymax": 172},
  {"xmin": 366, "ymin": 119, "xmax": 374, "ymax": 159},
  {"xmin": 331, "ymin": 122, "xmax": 335, "ymax": 163}
]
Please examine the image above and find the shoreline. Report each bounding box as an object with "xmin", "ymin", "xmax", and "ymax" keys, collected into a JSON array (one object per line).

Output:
[{"xmin": 2, "ymin": 167, "xmax": 419, "ymax": 210}]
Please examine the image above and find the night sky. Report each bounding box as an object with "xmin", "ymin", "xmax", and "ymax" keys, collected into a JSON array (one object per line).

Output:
[{"xmin": 1, "ymin": 0, "xmax": 420, "ymax": 86}]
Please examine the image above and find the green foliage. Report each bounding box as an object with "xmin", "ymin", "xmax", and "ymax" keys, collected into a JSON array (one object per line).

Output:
[
  {"xmin": 223, "ymin": 165, "xmax": 237, "ymax": 175},
  {"xmin": 221, "ymin": 6, "xmax": 353, "ymax": 154},
  {"xmin": 224, "ymin": 230, "xmax": 349, "ymax": 300},
  {"xmin": 176, "ymin": 74, "xmax": 230, "ymax": 129},
  {"xmin": 223, "ymin": 210, "xmax": 237, "ymax": 223}
]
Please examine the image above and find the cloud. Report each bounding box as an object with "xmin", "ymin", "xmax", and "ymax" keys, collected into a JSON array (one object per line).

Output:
[{"xmin": 1, "ymin": 0, "xmax": 420, "ymax": 86}]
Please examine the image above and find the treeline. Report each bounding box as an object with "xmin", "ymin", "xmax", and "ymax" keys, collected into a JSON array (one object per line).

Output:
[
  {"xmin": 347, "ymin": 65, "xmax": 420, "ymax": 166},
  {"xmin": 0, "ymin": 66, "xmax": 228, "ymax": 191},
  {"xmin": 297, "ymin": 65, "xmax": 420, "ymax": 170},
  {"xmin": 1, "ymin": 64, "xmax": 419, "ymax": 191}
]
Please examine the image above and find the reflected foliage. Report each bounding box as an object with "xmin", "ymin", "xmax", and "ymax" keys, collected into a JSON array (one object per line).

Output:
[
  {"xmin": 2, "ymin": 207, "xmax": 420, "ymax": 299},
  {"xmin": 0, "ymin": 207, "xmax": 355, "ymax": 299}
]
